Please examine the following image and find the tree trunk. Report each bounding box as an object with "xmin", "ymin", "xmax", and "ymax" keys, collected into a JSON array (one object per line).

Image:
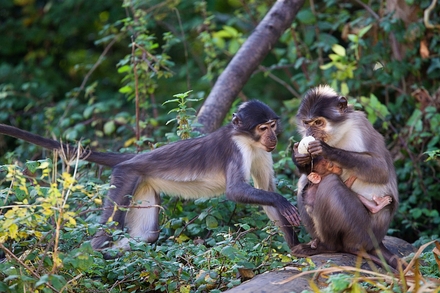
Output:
[{"xmin": 196, "ymin": 0, "xmax": 305, "ymax": 133}]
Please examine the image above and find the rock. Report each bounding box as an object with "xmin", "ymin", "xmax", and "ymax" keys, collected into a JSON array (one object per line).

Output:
[{"xmin": 224, "ymin": 236, "xmax": 415, "ymax": 293}]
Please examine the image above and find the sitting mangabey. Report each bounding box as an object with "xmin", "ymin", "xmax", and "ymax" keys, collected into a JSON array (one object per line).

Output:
[
  {"xmin": 292, "ymin": 85, "xmax": 400, "ymax": 269},
  {"xmin": 305, "ymin": 156, "xmax": 393, "ymax": 215}
]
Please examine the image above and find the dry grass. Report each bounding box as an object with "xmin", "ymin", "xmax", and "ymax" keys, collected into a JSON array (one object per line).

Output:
[{"xmin": 277, "ymin": 240, "xmax": 440, "ymax": 292}]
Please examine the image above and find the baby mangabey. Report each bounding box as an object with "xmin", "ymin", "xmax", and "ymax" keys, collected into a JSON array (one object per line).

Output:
[{"xmin": 305, "ymin": 156, "xmax": 393, "ymax": 215}]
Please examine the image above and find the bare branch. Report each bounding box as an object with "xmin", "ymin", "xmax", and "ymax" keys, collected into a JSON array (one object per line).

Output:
[{"xmin": 196, "ymin": 0, "xmax": 305, "ymax": 133}]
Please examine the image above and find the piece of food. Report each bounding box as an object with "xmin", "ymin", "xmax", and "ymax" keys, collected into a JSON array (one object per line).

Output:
[{"xmin": 298, "ymin": 136, "xmax": 315, "ymax": 154}]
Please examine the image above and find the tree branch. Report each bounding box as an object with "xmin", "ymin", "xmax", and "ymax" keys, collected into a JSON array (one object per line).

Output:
[{"xmin": 196, "ymin": 0, "xmax": 305, "ymax": 133}]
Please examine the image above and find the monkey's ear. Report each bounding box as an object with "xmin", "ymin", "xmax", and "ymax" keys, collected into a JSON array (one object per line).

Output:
[
  {"xmin": 337, "ymin": 96, "xmax": 348, "ymax": 113},
  {"xmin": 232, "ymin": 113, "xmax": 241, "ymax": 129}
]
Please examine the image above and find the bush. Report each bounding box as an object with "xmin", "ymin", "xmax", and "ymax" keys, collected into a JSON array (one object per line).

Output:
[{"xmin": 1, "ymin": 0, "xmax": 439, "ymax": 291}]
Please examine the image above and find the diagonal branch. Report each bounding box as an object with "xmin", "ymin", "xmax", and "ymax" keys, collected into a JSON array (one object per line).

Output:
[{"xmin": 196, "ymin": 0, "xmax": 305, "ymax": 133}]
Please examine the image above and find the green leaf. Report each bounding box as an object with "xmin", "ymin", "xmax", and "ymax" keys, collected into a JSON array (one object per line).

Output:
[
  {"xmin": 221, "ymin": 246, "xmax": 240, "ymax": 260},
  {"xmin": 329, "ymin": 53, "xmax": 341, "ymax": 62},
  {"xmin": 163, "ymin": 98, "xmax": 180, "ymax": 105},
  {"xmin": 36, "ymin": 274, "xmax": 50, "ymax": 288},
  {"xmin": 332, "ymin": 44, "xmax": 346, "ymax": 56},
  {"xmin": 119, "ymin": 85, "xmax": 133, "ymax": 94},
  {"xmin": 411, "ymin": 208, "xmax": 422, "ymax": 219},
  {"xmin": 117, "ymin": 65, "xmax": 132, "ymax": 73},
  {"xmin": 26, "ymin": 161, "xmax": 38, "ymax": 173},
  {"xmin": 406, "ymin": 109, "xmax": 422, "ymax": 127},
  {"xmin": 222, "ymin": 25, "xmax": 239, "ymax": 38},
  {"xmin": 174, "ymin": 90, "xmax": 193, "ymax": 98},
  {"xmin": 347, "ymin": 34, "xmax": 358, "ymax": 43},
  {"xmin": 83, "ymin": 105, "xmax": 95, "ymax": 119},
  {"xmin": 329, "ymin": 274, "xmax": 351, "ymax": 291},
  {"xmin": 319, "ymin": 62, "xmax": 334, "ymax": 70},
  {"xmin": 358, "ymin": 24, "xmax": 372, "ymax": 37},
  {"xmin": 340, "ymin": 82, "xmax": 349, "ymax": 96},
  {"xmin": 296, "ymin": 9, "xmax": 316, "ymax": 25},
  {"xmin": 103, "ymin": 121, "xmax": 115, "ymax": 135},
  {"xmin": 205, "ymin": 215, "xmax": 218, "ymax": 229},
  {"xmin": 228, "ymin": 39, "xmax": 240, "ymax": 54}
]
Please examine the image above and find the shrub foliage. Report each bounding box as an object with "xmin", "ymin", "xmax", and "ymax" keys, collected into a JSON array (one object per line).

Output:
[{"xmin": 0, "ymin": 0, "xmax": 439, "ymax": 291}]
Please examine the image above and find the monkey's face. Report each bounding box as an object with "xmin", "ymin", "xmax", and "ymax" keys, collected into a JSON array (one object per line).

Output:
[
  {"xmin": 255, "ymin": 120, "xmax": 279, "ymax": 152},
  {"xmin": 313, "ymin": 158, "xmax": 342, "ymax": 176},
  {"xmin": 297, "ymin": 85, "xmax": 352, "ymax": 146},
  {"xmin": 299, "ymin": 117, "xmax": 330, "ymax": 142}
]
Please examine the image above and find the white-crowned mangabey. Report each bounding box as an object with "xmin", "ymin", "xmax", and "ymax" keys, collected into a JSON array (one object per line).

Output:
[
  {"xmin": 291, "ymin": 85, "xmax": 400, "ymax": 269},
  {"xmin": 0, "ymin": 100, "xmax": 300, "ymax": 252}
]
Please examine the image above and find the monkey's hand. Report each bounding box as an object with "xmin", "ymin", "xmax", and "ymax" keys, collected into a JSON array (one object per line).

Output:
[
  {"xmin": 292, "ymin": 142, "xmax": 312, "ymax": 166},
  {"xmin": 279, "ymin": 200, "xmax": 301, "ymax": 226},
  {"xmin": 307, "ymin": 139, "xmax": 327, "ymax": 157}
]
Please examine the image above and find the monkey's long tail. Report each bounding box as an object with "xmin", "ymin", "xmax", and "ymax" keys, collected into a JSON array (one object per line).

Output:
[{"xmin": 0, "ymin": 124, "xmax": 135, "ymax": 167}]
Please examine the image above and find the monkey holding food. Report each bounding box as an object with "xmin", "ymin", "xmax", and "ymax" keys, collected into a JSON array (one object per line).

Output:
[
  {"xmin": 299, "ymin": 136, "xmax": 393, "ymax": 215},
  {"xmin": 0, "ymin": 100, "xmax": 301, "ymax": 252},
  {"xmin": 291, "ymin": 85, "xmax": 400, "ymax": 269}
]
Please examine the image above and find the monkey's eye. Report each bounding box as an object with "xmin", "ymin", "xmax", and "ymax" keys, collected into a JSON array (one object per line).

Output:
[
  {"xmin": 314, "ymin": 119, "xmax": 324, "ymax": 126},
  {"xmin": 260, "ymin": 126, "xmax": 268, "ymax": 131}
]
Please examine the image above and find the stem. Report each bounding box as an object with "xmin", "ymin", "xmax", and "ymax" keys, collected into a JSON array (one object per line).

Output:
[{"xmin": 132, "ymin": 39, "xmax": 141, "ymax": 152}]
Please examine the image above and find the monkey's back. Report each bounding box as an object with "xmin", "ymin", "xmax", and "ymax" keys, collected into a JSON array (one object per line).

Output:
[{"xmin": 120, "ymin": 125, "xmax": 240, "ymax": 199}]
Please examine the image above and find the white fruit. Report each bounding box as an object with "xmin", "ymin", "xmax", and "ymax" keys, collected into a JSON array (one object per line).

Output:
[{"xmin": 298, "ymin": 136, "xmax": 315, "ymax": 154}]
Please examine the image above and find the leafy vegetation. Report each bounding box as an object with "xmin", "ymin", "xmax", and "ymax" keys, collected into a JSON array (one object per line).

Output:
[{"xmin": 0, "ymin": 0, "xmax": 439, "ymax": 291}]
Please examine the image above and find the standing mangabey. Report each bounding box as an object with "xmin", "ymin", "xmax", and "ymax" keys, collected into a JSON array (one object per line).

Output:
[
  {"xmin": 305, "ymin": 156, "xmax": 393, "ymax": 215},
  {"xmin": 291, "ymin": 85, "xmax": 400, "ymax": 269},
  {"xmin": 0, "ymin": 100, "xmax": 300, "ymax": 252}
]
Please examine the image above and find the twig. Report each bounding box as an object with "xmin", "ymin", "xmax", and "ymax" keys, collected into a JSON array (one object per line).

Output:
[
  {"xmin": 79, "ymin": 37, "xmax": 119, "ymax": 91},
  {"xmin": 257, "ymin": 65, "xmax": 300, "ymax": 98},
  {"xmin": 351, "ymin": 0, "xmax": 380, "ymax": 20},
  {"xmin": 59, "ymin": 273, "xmax": 84, "ymax": 293},
  {"xmin": 59, "ymin": 36, "xmax": 119, "ymax": 124},
  {"xmin": 174, "ymin": 7, "xmax": 191, "ymax": 90},
  {"xmin": 132, "ymin": 38, "xmax": 141, "ymax": 149},
  {"xmin": 77, "ymin": 204, "xmax": 164, "ymax": 217},
  {"xmin": 175, "ymin": 206, "xmax": 214, "ymax": 239},
  {"xmin": 424, "ymin": 0, "xmax": 440, "ymax": 29}
]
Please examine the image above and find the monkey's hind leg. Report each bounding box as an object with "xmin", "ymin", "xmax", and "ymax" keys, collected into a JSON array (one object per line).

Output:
[
  {"xmin": 291, "ymin": 241, "xmax": 336, "ymax": 257},
  {"xmin": 121, "ymin": 184, "xmax": 161, "ymax": 250},
  {"xmin": 91, "ymin": 165, "xmax": 140, "ymax": 251},
  {"xmin": 357, "ymin": 195, "xmax": 393, "ymax": 214}
]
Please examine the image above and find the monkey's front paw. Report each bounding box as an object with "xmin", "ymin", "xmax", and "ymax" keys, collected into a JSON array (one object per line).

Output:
[
  {"xmin": 282, "ymin": 204, "xmax": 301, "ymax": 227},
  {"xmin": 309, "ymin": 238, "xmax": 319, "ymax": 249},
  {"xmin": 91, "ymin": 230, "xmax": 112, "ymax": 250},
  {"xmin": 294, "ymin": 153, "xmax": 312, "ymax": 166},
  {"xmin": 307, "ymin": 140, "xmax": 324, "ymax": 157}
]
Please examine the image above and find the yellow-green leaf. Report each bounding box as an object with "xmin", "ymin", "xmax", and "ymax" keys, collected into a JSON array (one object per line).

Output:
[{"xmin": 332, "ymin": 44, "xmax": 346, "ymax": 56}]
